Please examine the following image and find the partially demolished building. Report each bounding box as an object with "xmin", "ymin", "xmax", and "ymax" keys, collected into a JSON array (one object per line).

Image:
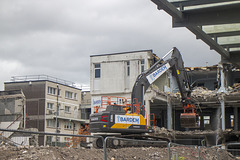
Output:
[
  {"xmin": 147, "ymin": 0, "xmax": 240, "ymax": 146},
  {"xmin": 0, "ymin": 90, "xmax": 27, "ymax": 145},
  {"xmin": 148, "ymin": 65, "xmax": 240, "ymax": 130},
  {"xmin": 147, "ymin": 64, "xmax": 240, "ymax": 145},
  {"xmin": 90, "ymin": 50, "xmax": 240, "ymax": 146}
]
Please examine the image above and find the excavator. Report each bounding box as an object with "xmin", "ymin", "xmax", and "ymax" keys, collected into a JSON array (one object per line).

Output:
[
  {"xmin": 89, "ymin": 47, "xmax": 199, "ymax": 148},
  {"xmin": 132, "ymin": 47, "xmax": 199, "ymax": 128}
]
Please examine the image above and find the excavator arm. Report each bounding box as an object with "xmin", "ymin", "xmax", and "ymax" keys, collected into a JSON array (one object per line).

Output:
[{"xmin": 131, "ymin": 47, "xmax": 199, "ymax": 128}]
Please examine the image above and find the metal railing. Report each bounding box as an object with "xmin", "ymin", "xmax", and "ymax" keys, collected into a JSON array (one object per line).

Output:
[
  {"xmin": 11, "ymin": 75, "xmax": 76, "ymax": 88},
  {"xmin": 103, "ymin": 137, "xmax": 168, "ymax": 160}
]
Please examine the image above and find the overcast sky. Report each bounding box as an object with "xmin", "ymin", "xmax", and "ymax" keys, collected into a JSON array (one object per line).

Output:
[{"xmin": 0, "ymin": 0, "xmax": 220, "ymax": 90}]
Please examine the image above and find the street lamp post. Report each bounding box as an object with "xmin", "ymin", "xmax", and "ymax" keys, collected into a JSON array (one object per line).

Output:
[{"xmin": 55, "ymin": 85, "xmax": 59, "ymax": 146}]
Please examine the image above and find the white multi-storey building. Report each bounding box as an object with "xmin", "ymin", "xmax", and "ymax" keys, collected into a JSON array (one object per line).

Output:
[{"xmin": 90, "ymin": 50, "xmax": 159, "ymax": 113}]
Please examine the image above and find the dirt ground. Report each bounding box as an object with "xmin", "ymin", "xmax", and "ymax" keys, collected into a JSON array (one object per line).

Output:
[{"xmin": 0, "ymin": 145, "xmax": 236, "ymax": 160}]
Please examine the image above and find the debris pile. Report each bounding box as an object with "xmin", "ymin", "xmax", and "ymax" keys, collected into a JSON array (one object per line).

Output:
[
  {"xmin": 191, "ymin": 87, "xmax": 217, "ymax": 99},
  {"xmin": 0, "ymin": 145, "xmax": 103, "ymax": 160},
  {"xmin": 153, "ymin": 127, "xmax": 218, "ymax": 140},
  {"xmin": 148, "ymin": 83, "xmax": 240, "ymax": 103},
  {"xmin": 0, "ymin": 144, "xmax": 235, "ymax": 160}
]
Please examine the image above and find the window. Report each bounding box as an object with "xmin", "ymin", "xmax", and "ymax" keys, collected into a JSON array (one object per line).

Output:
[
  {"xmin": 141, "ymin": 60, "xmax": 145, "ymax": 72},
  {"xmin": 65, "ymin": 106, "xmax": 71, "ymax": 113},
  {"xmin": 65, "ymin": 91, "xmax": 73, "ymax": 99},
  {"xmin": 127, "ymin": 61, "xmax": 130, "ymax": 76},
  {"xmin": 119, "ymin": 98, "xmax": 125, "ymax": 105},
  {"xmin": 48, "ymin": 87, "xmax": 56, "ymax": 95},
  {"xmin": 46, "ymin": 136, "xmax": 52, "ymax": 144},
  {"xmin": 81, "ymin": 108, "xmax": 91, "ymax": 119},
  {"xmin": 64, "ymin": 121, "xmax": 72, "ymax": 129},
  {"xmin": 47, "ymin": 119, "xmax": 55, "ymax": 127},
  {"xmin": 46, "ymin": 120, "xmax": 59, "ymax": 128},
  {"xmin": 74, "ymin": 93, "xmax": 77, "ymax": 100},
  {"xmin": 47, "ymin": 103, "xmax": 54, "ymax": 110},
  {"xmin": 95, "ymin": 63, "xmax": 101, "ymax": 78},
  {"xmin": 204, "ymin": 116, "xmax": 210, "ymax": 127}
]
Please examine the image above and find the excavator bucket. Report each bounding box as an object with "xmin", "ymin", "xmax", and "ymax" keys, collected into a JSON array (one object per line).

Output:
[{"xmin": 180, "ymin": 113, "xmax": 199, "ymax": 128}]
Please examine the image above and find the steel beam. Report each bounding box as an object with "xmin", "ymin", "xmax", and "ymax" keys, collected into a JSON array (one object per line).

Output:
[
  {"xmin": 150, "ymin": 0, "xmax": 230, "ymax": 59},
  {"xmin": 167, "ymin": 96, "xmax": 172, "ymax": 130},
  {"xmin": 173, "ymin": 4, "xmax": 240, "ymax": 27},
  {"xmin": 151, "ymin": 0, "xmax": 183, "ymax": 19},
  {"xmin": 208, "ymin": 31, "xmax": 240, "ymax": 38},
  {"xmin": 171, "ymin": 0, "xmax": 239, "ymax": 8},
  {"xmin": 220, "ymin": 99, "xmax": 225, "ymax": 130},
  {"xmin": 221, "ymin": 43, "xmax": 240, "ymax": 49},
  {"xmin": 187, "ymin": 26, "xmax": 230, "ymax": 59}
]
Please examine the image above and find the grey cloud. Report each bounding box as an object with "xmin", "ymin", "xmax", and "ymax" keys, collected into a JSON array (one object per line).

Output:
[{"xmin": 0, "ymin": 0, "xmax": 220, "ymax": 90}]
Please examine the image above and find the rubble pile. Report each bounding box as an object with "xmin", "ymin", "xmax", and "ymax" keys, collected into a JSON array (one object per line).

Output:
[
  {"xmin": 153, "ymin": 127, "xmax": 240, "ymax": 140},
  {"xmin": 191, "ymin": 87, "xmax": 217, "ymax": 99},
  {"xmin": 191, "ymin": 84, "xmax": 240, "ymax": 97},
  {"xmin": 0, "ymin": 145, "xmax": 103, "ymax": 160},
  {"xmin": 0, "ymin": 144, "xmax": 235, "ymax": 160},
  {"xmin": 153, "ymin": 127, "xmax": 218, "ymax": 140},
  {"xmin": 228, "ymin": 83, "xmax": 240, "ymax": 95},
  {"xmin": 149, "ymin": 83, "xmax": 240, "ymax": 103}
]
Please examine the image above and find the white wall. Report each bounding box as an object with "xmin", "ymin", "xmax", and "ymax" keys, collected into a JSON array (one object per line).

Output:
[{"xmin": 90, "ymin": 50, "xmax": 155, "ymax": 112}]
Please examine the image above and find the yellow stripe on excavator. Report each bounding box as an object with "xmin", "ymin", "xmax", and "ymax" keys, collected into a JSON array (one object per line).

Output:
[
  {"xmin": 177, "ymin": 69, "xmax": 180, "ymax": 75},
  {"xmin": 111, "ymin": 123, "xmax": 132, "ymax": 129}
]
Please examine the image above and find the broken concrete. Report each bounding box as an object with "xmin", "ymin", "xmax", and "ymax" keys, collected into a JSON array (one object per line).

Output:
[{"xmin": 0, "ymin": 144, "xmax": 236, "ymax": 160}]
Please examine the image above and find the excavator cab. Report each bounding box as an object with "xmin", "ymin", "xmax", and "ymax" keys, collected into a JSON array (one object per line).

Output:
[{"xmin": 180, "ymin": 104, "xmax": 200, "ymax": 128}]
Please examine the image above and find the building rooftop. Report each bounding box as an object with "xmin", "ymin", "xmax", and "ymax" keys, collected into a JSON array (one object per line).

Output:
[
  {"xmin": 9, "ymin": 75, "xmax": 78, "ymax": 89},
  {"xmin": 90, "ymin": 49, "xmax": 153, "ymax": 57}
]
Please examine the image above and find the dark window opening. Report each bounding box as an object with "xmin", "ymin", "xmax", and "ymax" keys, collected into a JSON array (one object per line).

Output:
[
  {"xmin": 127, "ymin": 61, "xmax": 130, "ymax": 76},
  {"xmin": 95, "ymin": 63, "xmax": 101, "ymax": 78},
  {"xmin": 197, "ymin": 83, "xmax": 204, "ymax": 87},
  {"xmin": 141, "ymin": 60, "xmax": 144, "ymax": 72}
]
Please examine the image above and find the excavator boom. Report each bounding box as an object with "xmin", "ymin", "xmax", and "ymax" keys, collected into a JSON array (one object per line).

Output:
[{"xmin": 131, "ymin": 47, "xmax": 199, "ymax": 128}]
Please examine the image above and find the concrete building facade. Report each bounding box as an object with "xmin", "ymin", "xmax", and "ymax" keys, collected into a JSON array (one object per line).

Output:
[
  {"xmin": 0, "ymin": 90, "xmax": 26, "ymax": 142},
  {"xmin": 90, "ymin": 50, "xmax": 159, "ymax": 113},
  {"xmin": 80, "ymin": 91, "xmax": 91, "ymax": 120},
  {"xmin": 0, "ymin": 90, "xmax": 26, "ymax": 127},
  {"xmin": 4, "ymin": 75, "xmax": 87, "ymax": 146}
]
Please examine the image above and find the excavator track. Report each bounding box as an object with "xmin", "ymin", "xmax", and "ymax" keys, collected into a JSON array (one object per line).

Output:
[{"xmin": 92, "ymin": 133, "xmax": 169, "ymax": 149}]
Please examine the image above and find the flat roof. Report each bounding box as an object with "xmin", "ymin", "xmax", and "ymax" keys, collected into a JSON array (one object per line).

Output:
[
  {"xmin": 5, "ymin": 75, "xmax": 81, "ymax": 90},
  {"xmin": 90, "ymin": 49, "xmax": 153, "ymax": 57}
]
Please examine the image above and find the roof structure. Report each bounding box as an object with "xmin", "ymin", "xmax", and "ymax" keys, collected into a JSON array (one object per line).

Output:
[
  {"xmin": 6, "ymin": 75, "xmax": 80, "ymax": 90},
  {"xmin": 90, "ymin": 49, "xmax": 153, "ymax": 57},
  {"xmin": 150, "ymin": 0, "xmax": 240, "ymax": 67}
]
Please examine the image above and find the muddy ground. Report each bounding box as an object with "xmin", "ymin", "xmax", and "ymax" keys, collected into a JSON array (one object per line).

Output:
[{"xmin": 0, "ymin": 145, "xmax": 236, "ymax": 160}]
